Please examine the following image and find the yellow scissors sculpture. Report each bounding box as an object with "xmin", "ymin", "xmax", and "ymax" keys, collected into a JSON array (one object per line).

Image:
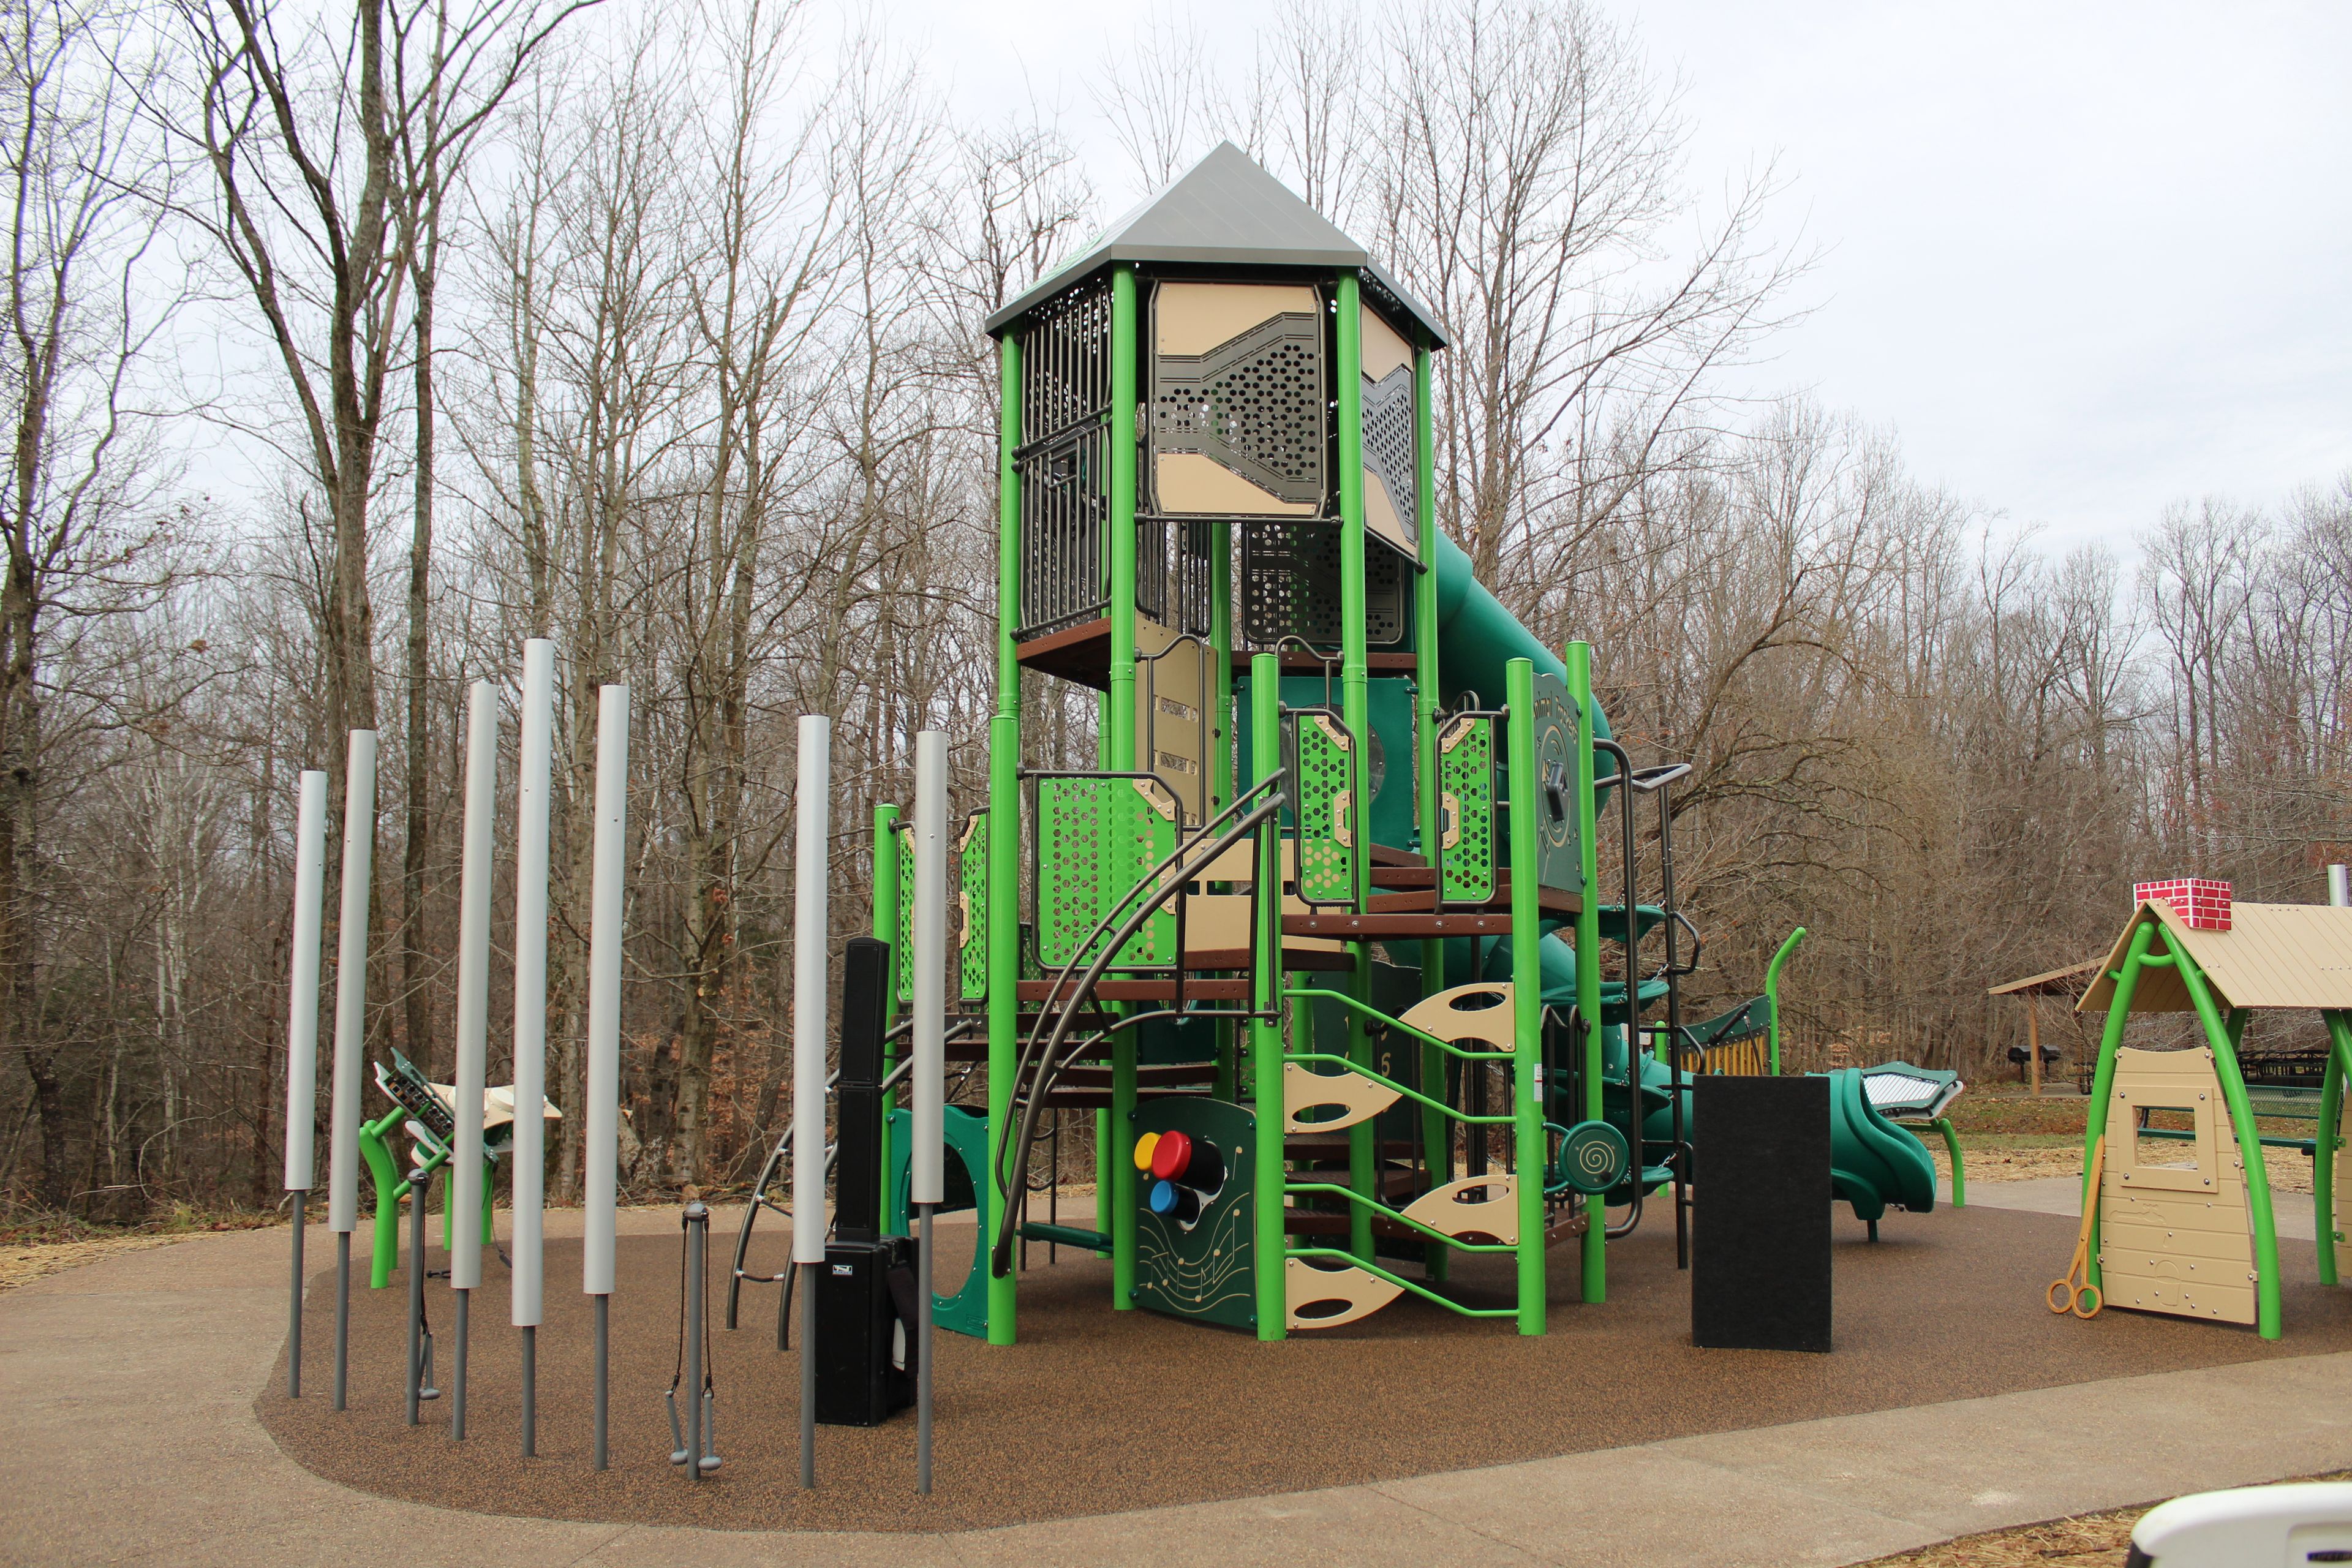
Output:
[{"xmin": 2047, "ymin": 1139, "xmax": 2107, "ymax": 1319}]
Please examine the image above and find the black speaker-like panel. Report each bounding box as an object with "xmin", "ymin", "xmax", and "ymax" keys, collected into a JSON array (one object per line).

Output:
[{"xmin": 1692, "ymin": 1074, "xmax": 1832, "ymax": 1354}]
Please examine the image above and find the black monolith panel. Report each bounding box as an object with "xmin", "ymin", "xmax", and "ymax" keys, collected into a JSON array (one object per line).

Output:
[
  {"xmin": 832, "ymin": 936, "xmax": 891, "ymax": 1243},
  {"xmin": 1692, "ymin": 1074, "xmax": 1831, "ymax": 1353}
]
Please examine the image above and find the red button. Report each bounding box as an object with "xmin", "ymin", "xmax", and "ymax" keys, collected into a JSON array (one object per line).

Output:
[{"xmin": 1150, "ymin": 1130, "xmax": 1193, "ymax": 1182}]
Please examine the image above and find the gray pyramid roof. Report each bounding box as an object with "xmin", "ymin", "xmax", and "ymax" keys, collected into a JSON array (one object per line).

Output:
[{"xmin": 983, "ymin": 142, "xmax": 1447, "ymax": 347}]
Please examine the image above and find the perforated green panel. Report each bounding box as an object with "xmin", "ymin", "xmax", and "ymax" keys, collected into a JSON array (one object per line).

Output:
[
  {"xmin": 894, "ymin": 821, "xmax": 916, "ymax": 1004},
  {"xmin": 1037, "ymin": 778, "xmax": 1104, "ymax": 970},
  {"xmin": 1292, "ymin": 711, "xmax": 1356, "ymax": 906},
  {"xmin": 1438, "ymin": 715, "xmax": 1494, "ymax": 905},
  {"xmin": 957, "ymin": 810, "xmax": 987, "ymax": 1001},
  {"xmin": 1112, "ymin": 778, "xmax": 1178, "ymax": 967},
  {"xmin": 1036, "ymin": 777, "xmax": 1178, "ymax": 970}
]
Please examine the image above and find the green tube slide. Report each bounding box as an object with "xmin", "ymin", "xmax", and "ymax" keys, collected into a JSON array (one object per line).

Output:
[{"xmin": 1431, "ymin": 533, "xmax": 1611, "ymax": 758}]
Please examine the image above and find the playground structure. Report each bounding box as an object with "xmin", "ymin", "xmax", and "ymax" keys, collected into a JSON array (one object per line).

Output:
[
  {"xmin": 724, "ymin": 143, "xmax": 1949, "ymax": 1354},
  {"xmin": 268, "ymin": 147, "xmax": 1980, "ymax": 1509},
  {"xmin": 2074, "ymin": 889, "xmax": 2352, "ymax": 1341}
]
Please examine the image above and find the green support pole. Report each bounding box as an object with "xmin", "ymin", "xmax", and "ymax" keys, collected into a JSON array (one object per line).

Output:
[
  {"xmin": 1566, "ymin": 640, "xmax": 1605, "ymax": 1303},
  {"xmin": 2170, "ymin": 941, "xmax": 2283, "ymax": 1340},
  {"xmin": 985, "ymin": 329, "xmax": 1023, "ymax": 1346},
  {"xmin": 1504, "ymin": 657, "xmax": 1545, "ymax": 1334},
  {"xmin": 1107, "ymin": 265, "xmax": 1140, "ymax": 1308},
  {"xmin": 1250, "ymin": 655, "xmax": 1287, "ymax": 1340},
  {"xmin": 1335, "ymin": 272, "xmax": 1375, "ymax": 1264},
  {"xmin": 873, "ymin": 803, "xmax": 902, "ymax": 1218},
  {"xmin": 2316, "ymin": 1012, "xmax": 2346, "ymax": 1286},
  {"xmin": 2082, "ymin": 919, "xmax": 2157, "ymax": 1297},
  {"xmin": 1411, "ymin": 346, "xmax": 1448, "ymax": 1269},
  {"xmin": 1763, "ymin": 926, "xmax": 1807, "ymax": 1076}
]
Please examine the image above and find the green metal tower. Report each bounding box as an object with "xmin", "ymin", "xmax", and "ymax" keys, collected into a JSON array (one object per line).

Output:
[{"xmin": 950, "ymin": 144, "xmax": 1622, "ymax": 1344}]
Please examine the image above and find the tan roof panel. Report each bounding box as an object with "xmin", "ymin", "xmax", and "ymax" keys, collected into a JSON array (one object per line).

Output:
[
  {"xmin": 1988, "ymin": 959, "xmax": 2101, "ymax": 997},
  {"xmin": 2076, "ymin": 900, "xmax": 2352, "ymax": 1015}
]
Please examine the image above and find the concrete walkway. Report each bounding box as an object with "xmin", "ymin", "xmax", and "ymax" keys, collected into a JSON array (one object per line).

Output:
[
  {"xmin": 6, "ymin": 1210, "xmax": 2352, "ymax": 1568},
  {"xmin": 1970, "ymin": 1175, "xmax": 2321, "ymax": 1240}
]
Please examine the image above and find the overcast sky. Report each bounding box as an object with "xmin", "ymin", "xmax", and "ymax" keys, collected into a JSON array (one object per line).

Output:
[{"xmin": 892, "ymin": 0, "xmax": 2352, "ymax": 555}]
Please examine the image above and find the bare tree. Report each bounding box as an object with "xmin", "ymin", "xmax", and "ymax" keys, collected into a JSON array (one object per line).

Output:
[{"xmin": 0, "ymin": 0, "xmax": 181, "ymax": 1207}]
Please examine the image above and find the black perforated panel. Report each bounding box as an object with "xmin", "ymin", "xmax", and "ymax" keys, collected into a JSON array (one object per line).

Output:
[{"xmin": 1237, "ymin": 521, "xmax": 1405, "ymax": 647}]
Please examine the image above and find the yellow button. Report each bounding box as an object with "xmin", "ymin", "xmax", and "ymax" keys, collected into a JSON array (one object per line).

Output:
[{"xmin": 1133, "ymin": 1132, "xmax": 1161, "ymax": 1171}]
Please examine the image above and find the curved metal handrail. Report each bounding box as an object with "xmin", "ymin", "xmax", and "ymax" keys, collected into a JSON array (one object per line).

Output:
[{"xmin": 988, "ymin": 790, "xmax": 1288, "ymax": 1280}]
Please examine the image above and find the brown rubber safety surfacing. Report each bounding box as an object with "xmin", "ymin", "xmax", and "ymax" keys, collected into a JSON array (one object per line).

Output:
[{"xmin": 258, "ymin": 1206, "xmax": 2352, "ymax": 1533}]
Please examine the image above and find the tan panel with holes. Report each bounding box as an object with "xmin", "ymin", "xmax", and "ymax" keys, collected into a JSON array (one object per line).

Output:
[
  {"xmin": 1286, "ymin": 1258, "xmax": 1403, "ymax": 1330},
  {"xmin": 2096, "ymin": 1046, "xmax": 2255, "ymax": 1325},
  {"xmin": 1284, "ymin": 1061, "xmax": 1401, "ymax": 1133},
  {"xmin": 1398, "ymin": 984, "xmax": 1518, "ymax": 1054},
  {"xmin": 1400, "ymin": 1174, "xmax": 1518, "ymax": 1243}
]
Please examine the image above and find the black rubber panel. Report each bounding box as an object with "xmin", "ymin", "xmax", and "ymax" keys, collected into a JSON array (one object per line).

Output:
[{"xmin": 1692, "ymin": 1074, "xmax": 1832, "ymax": 1353}]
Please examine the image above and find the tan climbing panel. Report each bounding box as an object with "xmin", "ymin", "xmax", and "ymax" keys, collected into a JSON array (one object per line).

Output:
[
  {"xmin": 1400, "ymin": 1174, "xmax": 1518, "ymax": 1244},
  {"xmin": 2096, "ymin": 1046, "xmax": 2256, "ymax": 1325},
  {"xmin": 1284, "ymin": 1061, "xmax": 1400, "ymax": 1133},
  {"xmin": 1135, "ymin": 617, "xmax": 1209, "ymax": 823},
  {"xmin": 1398, "ymin": 984, "xmax": 1518, "ymax": 1055},
  {"xmin": 1286, "ymin": 1257, "xmax": 1404, "ymax": 1330},
  {"xmin": 1157, "ymin": 282, "xmax": 1321, "ymax": 357}
]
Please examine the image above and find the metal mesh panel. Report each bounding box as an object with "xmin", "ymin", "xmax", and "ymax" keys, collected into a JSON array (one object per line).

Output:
[
  {"xmin": 957, "ymin": 810, "xmax": 987, "ymax": 1001},
  {"xmin": 1238, "ymin": 521, "xmax": 1406, "ymax": 648},
  {"xmin": 1289, "ymin": 712, "xmax": 1357, "ymax": 907},
  {"xmin": 1437, "ymin": 715, "xmax": 1495, "ymax": 906},
  {"xmin": 1362, "ymin": 364, "xmax": 1416, "ymax": 539},
  {"xmin": 1135, "ymin": 516, "xmax": 1215, "ymax": 635},
  {"xmin": 1020, "ymin": 279, "xmax": 1112, "ymax": 445},
  {"xmin": 1016, "ymin": 424, "xmax": 1109, "ymax": 637},
  {"xmin": 1152, "ymin": 314, "xmax": 1325, "ymax": 507}
]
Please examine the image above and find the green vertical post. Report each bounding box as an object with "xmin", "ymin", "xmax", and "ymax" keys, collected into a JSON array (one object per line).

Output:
[
  {"xmin": 984, "ymin": 330, "xmax": 1023, "ymax": 1346},
  {"xmin": 1249, "ymin": 655, "xmax": 1287, "ymax": 1341},
  {"xmin": 873, "ymin": 803, "xmax": 902, "ymax": 1217},
  {"xmin": 1335, "ymin": 272, "xmax": 1375, "ymax": 1263},
  {"xmin": 1411, "ymin": 347, "xmax": 1449, "ymax": 1256},
  {"xmin": 2318, "ymin": 1011, "xmax": 2352, "ymax": 1286},
  {"xmin": 1566, "ymin": 640, "xmax": 1605, "ymax": 1303},
  {"xmin": 1503, "ymin": 657, "xmax": 1545, "ymax": 1334},
  {"xmin": 1106, "ymin": 265, "xmax": 1141, "ymax": 1308},
  {"xmin": 1763, "ymin": 927, "xmax": 1807, "ymax": 1076},
  {"xmin": 2172, "ymin": 943, "xmax": 2282, "ymax": 1340},
  {"xmin": 2081, "ymin": 919, "xmax": 2156, "ymax": 1297}
]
